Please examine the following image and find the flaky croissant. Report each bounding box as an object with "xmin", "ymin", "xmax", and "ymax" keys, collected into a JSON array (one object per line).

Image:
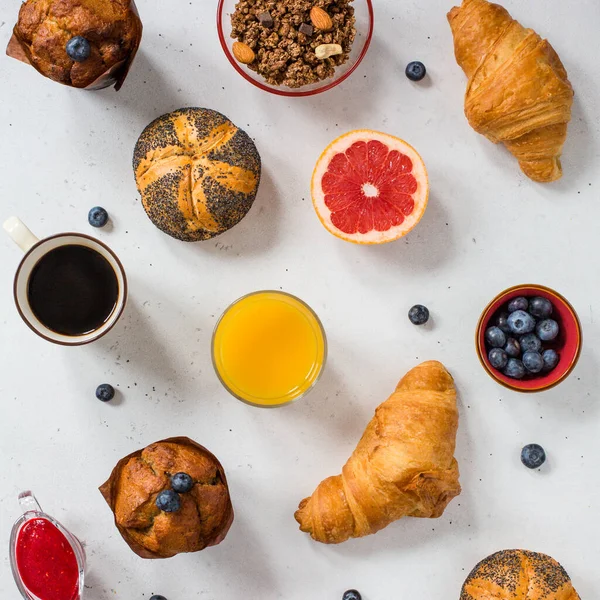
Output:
[
  {"xmin": 295, "ymin": 361, "xmax": 460, "ymax": 544},
  {"xmin": 461, "ymin": 550, "xmax": 581, "ymax": 600},
  {"xmin": 448, "ymin": 0, "xmax": 574, "ymax": 182}
]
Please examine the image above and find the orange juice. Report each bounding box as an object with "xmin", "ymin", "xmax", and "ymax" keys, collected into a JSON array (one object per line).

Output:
[{"xmin": 212, "ymin": 291, "xmax": 326, "ymax": 407}]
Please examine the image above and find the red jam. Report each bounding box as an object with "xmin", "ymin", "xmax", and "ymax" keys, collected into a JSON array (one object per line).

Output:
[{"xmin": 16, "ymin": 518, "xmax": 79, "ymax": 600}]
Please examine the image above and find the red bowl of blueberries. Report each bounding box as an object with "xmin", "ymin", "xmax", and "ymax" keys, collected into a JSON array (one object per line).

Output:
[{"xmin": 476, "ymin": 284, "xmax": 582, "ymax": 393}]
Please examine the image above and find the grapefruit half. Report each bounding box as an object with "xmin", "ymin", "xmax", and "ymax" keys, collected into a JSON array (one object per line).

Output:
[{"xmin": 312, "ymin": 130, "xmax": 429, "ymax": 244}]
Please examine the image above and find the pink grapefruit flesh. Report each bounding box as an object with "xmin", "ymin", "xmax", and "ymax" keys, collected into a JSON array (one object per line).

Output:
[{"xmin": 312, "ymin": 130, "xmax": 429, "ymax": 244}]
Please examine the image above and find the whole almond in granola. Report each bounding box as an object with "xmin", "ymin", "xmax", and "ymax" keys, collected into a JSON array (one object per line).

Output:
[
  {"xmin": 310, "ymin": 7, "xmax": 333, "ymax": 31},
  {"xmin": 233, "ymin": 41, "xmax": 256, "ymax": 64}
]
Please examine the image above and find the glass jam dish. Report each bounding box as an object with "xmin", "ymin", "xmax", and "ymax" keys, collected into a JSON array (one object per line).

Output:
[
  {"xmin": 9, "ymin": 491, "xmax": 85, "ymax": 600},
  {"xmin": 217, "ymin": 0, "xmax": 374, "ymax": 97}
]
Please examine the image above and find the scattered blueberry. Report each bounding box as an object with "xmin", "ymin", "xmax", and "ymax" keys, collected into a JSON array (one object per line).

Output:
[
  {"xmin": 150, "ymin": 596, "xmax": 167, "ymax": 600},
  {"xmin": 528, "ymin": 296, "xmax": 553, "ymax": 319},
  {"xmin": 542, "ymin": 349, "xmax": 559, "ymax": 372},
  {"xmin": 537, "ymin": 319, "xmax": 559, "ymax": 341},
  {"xmin": 497, "ymin": 312, "xmax": 511, "ymax": 333},
  {"xmin": 504, "ymin": 358, "xmax": 526, "ymax": 379},
  {"xmin": 88, "ymin": 206, "xmax": 109, "ymax": 228},
  {"xmin": 171, "ymin": 472, "xmax": 194, "ymax": 493},
  {"xmin": 485, "ymin": 326, "xmax": 506, "ymax": 348},
  {"xmin": 405, "ymin": 61, "xmax": 426, "ymax": 81},
  {"xmin": 504, "ymin": 338, "xmax": 520, "ymax": 358},
  {"xmin": 95, "ymin": 384, "xmax": 115, "ymax": 402},
  {"xmin": 522, "ymin": 351, "xmax": 544, "ymax": 373},
  {"xmin": 507, "ymin": 310, "xmax": 536, "ymax": 335},
  {"xmin": 519, "ymin": 333, "xmax": 541, "ymax": 353},
  {"xmin": 488, "ymin": 348, "xmax": 508, "ymax": 369},
  {"xmin": 521, "ymin": 444, "xmax": 546, "ymax": 469},
  {"xmin": 508, "ymin": 297, "xmax": 528, "ymax": 313},
  {"xmin": 155, "ymin": 490, "xmax": 181, "ymax": 513},
  {"xmin": 408, "ymin": 304, "xmax": 429, "ymax": 325},
  {"xmin": 66, "ymin": 36, "xmax": 91, "ymax": 62},
  {"xmin": 342, "ymin": 591, "xmax": 362, "ymax": 600}
]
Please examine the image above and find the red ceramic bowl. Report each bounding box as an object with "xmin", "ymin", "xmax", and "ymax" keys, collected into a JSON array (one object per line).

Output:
[
  {"xmin": 217, "ymin": 0, "xmax": 374, "ymax": 97},
  {"xmin": 476, "ymin": 284, "xmax": 582, "ymax": 393}
]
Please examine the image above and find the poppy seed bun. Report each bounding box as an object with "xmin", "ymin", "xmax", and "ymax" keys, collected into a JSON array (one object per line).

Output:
[
  {"xmin": 99, "ymin": 437, "xmax": 234, "ymax": 559},
  {"xmin": 11, "ymin": 0, "xmax": 142, "ymax": 89},
  {"xmin": 133, "ymin": 108, "xmax": 261, "ymax": 242},
  {"xmin": 461, "ymin": 550, "xmax": 580, "ymax": 600}
]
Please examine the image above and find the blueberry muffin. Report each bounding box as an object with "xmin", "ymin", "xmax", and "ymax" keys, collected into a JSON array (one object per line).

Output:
[
  {"xmin": 8, "ymin": 0, "xmax": 142, "ymax": 89},
  {"xmin": 100, "ymin": 437, "xmax": 234, "ymax": 558}
]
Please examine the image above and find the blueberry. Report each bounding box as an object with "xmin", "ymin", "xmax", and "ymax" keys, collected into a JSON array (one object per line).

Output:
[
  {"xmin": 504, "ymin": 338, "xmax": 520, "ymax": 358},
  {"xmin": 528, "ymin": 296, "xmax": 553, "ymax": 319},
  {"xmin": 150, "ymin": 596, "xmax": 167, "ymax": 600},
  {"xmin": 522, "ymin": 351, "xmax": 543, "ymax": 374},
  {"xmin": 488, "ymin": 348, "xmax": 508, "ymax": 370},
  {"xmin": 519, "ymin": 333, "xmax": 541, "ymax": 353},
  {"xmin": 66, "ymin": 36, "xmax": 91, "ymax": 62},
  {"xmin": 542, "ymin": 349, "xmax": 559, "ymax": 372},
  {"xmin": 155, "ymin": 490, "xmax": 181, "ymax": 513},
  {"xmin": 504, "ymin": 358, "xmax": 525, "ymax": 379},
  {"xmin": 408, "ymin": 304, "xmax": 429, "ymax": 325},
  {"xmin": 521, "ymin": 444, "xmax": 546, "ymax": 469},
  {"xmin": 537, "ymin": 319, "xmax": 559, "ymax": 341},
  {"xmin": 342, "ymin": 591, "xmax": 362, "ymax": 600},
  {"xmin": 507, "ymin": 310, "xmax": 536, "ymax": 335},
  {"xmin": 497, "ymin": 312, "xmax": 511, "ymax": 334},
  {"xmin": 485, "ymin": 326, "xmax": 506, "ymax": 348},
  {"xmin": 508, "ymin": 297, "xmax": 529, "ymax": 313},
  {"xmin": 171, "ymin": 472, "xmax": 194, "ymax": 493},
  {"xmin": 405, "ymin": 61, "xmax": 426, "ymax": 81},
  {"xmin": 95, "ymin": 384, "xmax": 115, "ymax": 402},
  {"xmin": 88, "ymin": 206, "xmax": 109, "ymax": 228}
]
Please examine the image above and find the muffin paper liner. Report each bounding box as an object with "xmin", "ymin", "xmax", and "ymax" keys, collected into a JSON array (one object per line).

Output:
[
  {"xmin": 99, "ymin": 436, "xmax": 235, "ymax": 559},
  {"xmin": 6, "ymin": 0, "xmax": 142, "ymax": 91}
]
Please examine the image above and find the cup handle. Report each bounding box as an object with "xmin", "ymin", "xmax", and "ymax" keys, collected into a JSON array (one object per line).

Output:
[
  {"xmin": 18, "ymin": 491, "xmax": 42, "ymax": 515},
  {"xmin": 3, "ymin": 217, "xmax": 39, "ymax": 253}
]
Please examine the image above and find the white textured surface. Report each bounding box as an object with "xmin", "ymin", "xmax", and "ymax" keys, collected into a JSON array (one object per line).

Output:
[{"xmin": 1, "ymin": 1, "xmax": 599, "ymax": 598}]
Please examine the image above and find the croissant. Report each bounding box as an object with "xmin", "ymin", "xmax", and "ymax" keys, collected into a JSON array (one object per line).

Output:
[
  {"xmin": 294, "ymin": 361, "xmax": 460, "ymax": 544},
  {"xmin": 461, "ymin": 550, "xmax": 581, "ymax": 600},
  {"xmin": 448, "ymin": 0, "xmax": 574, "ymax": 182}
]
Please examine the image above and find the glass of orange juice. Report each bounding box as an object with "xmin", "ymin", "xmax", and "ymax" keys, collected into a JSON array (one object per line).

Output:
[{"xmin": 212, "ymin": 291, "xmax": 327, "ymax": 407}]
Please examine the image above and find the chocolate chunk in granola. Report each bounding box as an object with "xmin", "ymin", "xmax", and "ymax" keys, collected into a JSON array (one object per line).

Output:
[
  {"xmin": 299, "ymin": 23, "xmax": 314, "ymax": 37},
  {"xmin": 258, "ymin": 11, "xmax": 274, "ymax": 28}
]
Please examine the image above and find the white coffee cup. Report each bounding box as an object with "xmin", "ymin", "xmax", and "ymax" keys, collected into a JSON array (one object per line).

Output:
[{"xmin": 4, "ymin": 217, "xmax": 127, "ymax": 346}]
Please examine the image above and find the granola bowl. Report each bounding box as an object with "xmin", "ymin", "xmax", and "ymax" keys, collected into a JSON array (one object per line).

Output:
[{"xmin": 217, "ymin": 0, "xmax": 374, "ymax": 97}]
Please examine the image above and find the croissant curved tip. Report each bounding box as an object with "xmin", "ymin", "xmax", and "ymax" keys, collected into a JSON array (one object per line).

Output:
[
  {"xmin": 447, "ymin": 5, "xmax": 460, "ymax": 22},
  {"xmin": 294, "ymin": 498, "xmax": 309, "ymax": 525},
  {"xmin": 519, "ymin": 158, "xmax": 563, "ymax": 183},
  {"xmin": 416, "ymin": 360, "xmax": 449, "ymax": 371},
  {"xmin": 395, "ymin": 361, "xmax": 455, "ymax": 394},
  {"xmin": 294, "ymin": 508, "xmax": 316, "ymax": 537}
]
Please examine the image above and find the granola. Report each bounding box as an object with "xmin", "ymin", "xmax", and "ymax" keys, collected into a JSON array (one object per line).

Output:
[{"xmin": 231, "ymin": 0, "xmax": 356, "ymax": 88}]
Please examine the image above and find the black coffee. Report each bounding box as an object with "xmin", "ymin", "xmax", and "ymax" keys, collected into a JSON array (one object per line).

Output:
[{"xmin": 28, "ymin": 245, "xmax": 119, "ymax": 336}]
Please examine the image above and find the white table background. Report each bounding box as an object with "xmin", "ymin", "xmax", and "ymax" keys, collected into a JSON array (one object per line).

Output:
[{"xmin": 1, "ymin": 0, "xmax": 599, "ymax": 598}]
